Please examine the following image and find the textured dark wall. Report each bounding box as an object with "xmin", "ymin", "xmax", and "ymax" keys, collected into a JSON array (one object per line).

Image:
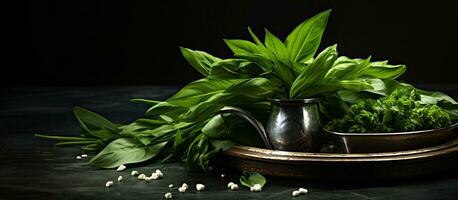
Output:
[{"xmin": 6, "ymin": 0, "xmax": 458, "ymax": 86}]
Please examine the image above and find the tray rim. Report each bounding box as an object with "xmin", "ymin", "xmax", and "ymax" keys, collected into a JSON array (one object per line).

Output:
[
  {"xmin": 224, "ymin": 138, "xmax": 458, "ymax": 163},
  {"xmin": 323, "ymin": 121, "xmax": 458, "ymax": 136}
]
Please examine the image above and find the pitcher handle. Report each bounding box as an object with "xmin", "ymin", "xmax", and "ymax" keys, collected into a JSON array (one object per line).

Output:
[{"xmin": 217, "ymin": 106, "xmax": 273, "ymax": 150}]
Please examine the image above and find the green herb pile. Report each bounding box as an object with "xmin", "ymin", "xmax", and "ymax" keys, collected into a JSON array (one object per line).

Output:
[
  {"xmin": 326, "ymin": 88, "xmax": 453, "ymax": 133},
  {"xmin": 35, "ymin": 9, "xmax": 458, "ymax": 171}
]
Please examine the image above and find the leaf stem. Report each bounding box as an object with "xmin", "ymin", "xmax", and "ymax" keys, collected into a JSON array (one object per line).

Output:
[
  {"xmin": 130, "ymin": 98, "xmax": 161, "ymax": 105},
  {"xmin": 54, "ymin": 141, "xmax": 98, "ymax": 146},
  {"xmin": 34, "ymin": 134, "xmax": 97, "ymax": 141}
]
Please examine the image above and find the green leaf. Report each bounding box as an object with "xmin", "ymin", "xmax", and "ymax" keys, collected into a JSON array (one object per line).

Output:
[
  {"xmin": 224, "ymin": 39, "xmax": 260, "ymax": 55},
  {"xmin": 223, "ymin": 116, "xmax": 265, "ymax": 147},
  {"xmin": 338, "ymin": 79, "xmax": 373, "ymax": 91},
  {"xmin": 417, "ymin": 90, "xmax": 457, "ymax": 105},
  {"xmin": 173, "ymin": 129, "xmax": 183, "ymax": 152},
  {"xmin": 186, "ymin": 134, "xmax": 211, "ymax": 171},
  {"xmin": 202, "ymin": 114, "xmax": 230, "ymax": 139},
  {"xmin": 239, "ymin": 171, "xmax": 266, "ymax": 188},
  {"xmin": 234, "ymin": 53, "xmax": 273, "ymax": 72},
  {"xmin": 340, "ymin": 56, "xmax": 372, "ymax": 80},
  {"xmin": 168, "ymin": 78, "xmax": 243, "ymax": 106},
  {"xmin": 34, "ymin": 134, "xmax": 99, "ymax": 141},
  {"xmin": 74, "ymin": 107, "xmax": 118, "ymax": 132},
  {"xmin": 290, "ymin": 45, "xmax": 338, "ymax": 98},
  {"xmin": 325, "ymin": 56, "xmax": 361, "ymax": 80},
  {"xmin": 247, "ymin": 27, "xmax": 266, "ymax": 49},
  {"xmin": 73, "ymin": 107, "xmax": 118, "ymax": 139},
  {"xmin": 130, "ymin": 98, "xmax": 161, "ymax": 106},
  {"xmin": 319, "ymin": 94, "xmax": 349, "ymax": 120},
  {"xmin": 181, "ymin": 77, "xmax": 280, "ymax": 121},
  {"xmin": 263, "ymin": 29, "xmax": 295, "ymax": 88},
  {"xmin": 146, "ymin": 78, "xmax": 243, "ymax": 116},
  {"xmin": 364, "ymin": 63, "xmax": 406, "ymax": 79},
  {"xmin": 264, "ymin": 29, "xmax": 289, "ymax": 62},
  {"xmin": 180, "ymin": 47, "xmax": 221, "ymax": 77},
  {"xmin": 286, "ymin": 9, "xmax": 331, "ymax": 63},
  {"xmin": 208, "ymin": 59, "xmax": 264, "ymax": 79},
  {"xmin": 89, "ymin": 138, "xmax": 167, "ymax": 168},
  {"xmin": 119, "ymin": 119, "xmax": 163, "ymax": 136},
  {"xmin": 145, "ymin": 101, "xmax": 187, "ymax": 118},
  {"xmin": 129, "ymin": 122, "xmax": 194, "ymax": 138},
  {"xmin": 209, "ymin": 139, "xmax": 236, "ymax": 151},
  {"xmin": 294, "ymin": 83, "xmax": 341, "ymax": 98}
]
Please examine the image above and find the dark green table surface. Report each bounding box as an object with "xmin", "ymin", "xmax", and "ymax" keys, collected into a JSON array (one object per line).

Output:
[{"xmin": 1, "ymin": 86, "xmax": 458, "ymax": 200}]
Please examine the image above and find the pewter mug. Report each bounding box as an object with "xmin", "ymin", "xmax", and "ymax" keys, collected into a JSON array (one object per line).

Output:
[{"xmin": 217, "ymin": 98, "xmax": 323, "ymax": 152}]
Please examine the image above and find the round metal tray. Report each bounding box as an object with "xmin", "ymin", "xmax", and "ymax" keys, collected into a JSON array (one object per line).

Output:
[{"xmin": 222, "ymin": 138, "xmax": 458, "ymax": 180}]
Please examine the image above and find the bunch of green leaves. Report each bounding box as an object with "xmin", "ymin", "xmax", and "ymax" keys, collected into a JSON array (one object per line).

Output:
[
  {"xmin": 326, "ymin": 88, "xmax": 454, "ymax": 133},
  {"xmin": 34, "ymin": 9, "xmax": 456, "ymax": 173}
]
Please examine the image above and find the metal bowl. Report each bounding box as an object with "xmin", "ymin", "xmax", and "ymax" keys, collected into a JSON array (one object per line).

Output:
[{"xmin": 324, "ymin": 122, "xmax": 458, "ymax": 153}]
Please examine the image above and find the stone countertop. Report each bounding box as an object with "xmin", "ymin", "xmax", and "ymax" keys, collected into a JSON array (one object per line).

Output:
[{"xmin": 1, "ymin": 86, "xmax": 457, "ymax": 200}]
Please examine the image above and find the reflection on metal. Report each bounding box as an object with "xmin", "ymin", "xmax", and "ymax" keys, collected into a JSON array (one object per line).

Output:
[
  {"xmin": 325, "ymin": 122, "xmax": 458, "ymax": 153},
  {"xmin": 222, "ymin": 138, "xmax": 458, "ymax": 180},
  {"xmin": 267, "ymin": 98, "xmax": 322, "ymax": 151},
  {"xmin": 217, "ymin": 98, "xmax": 323, "ymax": 152}
]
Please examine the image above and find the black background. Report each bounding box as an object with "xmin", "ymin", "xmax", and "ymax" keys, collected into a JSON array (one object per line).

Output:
[{"xmin": 6, "ymin": 0, "xmax": 458, "ymax": 87}]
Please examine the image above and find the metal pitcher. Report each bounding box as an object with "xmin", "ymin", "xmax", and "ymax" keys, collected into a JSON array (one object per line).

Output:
[{"xmin": 217, "ymin": 98, "xmax": 322, "ymax": 152}]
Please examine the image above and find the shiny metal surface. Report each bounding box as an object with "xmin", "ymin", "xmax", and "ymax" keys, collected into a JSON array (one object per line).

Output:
[
  {"xmin": 266, "ymin": 99, "xmax": 322, "ymax": 151},
  {"xmin": 217, "ymin": 98, "xmax": 323, "ymax": 152},
  {"xmin": 222, "ymin": 138, "xmax": 458, "ymax": 180},
  {"xmin": 324, "ymin": 122, "xmax": 458, "ymax": 153}
]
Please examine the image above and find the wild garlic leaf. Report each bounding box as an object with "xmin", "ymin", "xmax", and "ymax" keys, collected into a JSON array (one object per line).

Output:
[
  {"xmin": 417, "ymin": 89, "xmax": 458, "ymax": 105},
  {"xmin": 73, "ymin": 107, "xmax": 119, "ymax": 139},
  {"xmin": 364, "ymin": 63, "xmax": 406, "ymax": 79},
  {"xmin": 202, "ymin": 114, "xmax": 230, "ymax": 140},
  {"xmin": 74, "ymin": 107, "xmax": 118, "ymax": 132},
  {"xmin": 146, "ymin": 79, "xmax": 243, "ymax": 116},
  {"xmin": 325, "ymin": 56, "xmax": 361, "ymax": 80},
  {"xmin": 168, "ymin": 78, "xmax": 243, "ymax": 106},
  {"xmin": 186, "ymin": 134, "xmax": 211, "ymax": 171},
  {"xmin": 180, "ymin": 47, "xmax": 221, "ymax": 77},
  {"xmin": 337, "ymin": 79, "xmax": 373, "ymax": 91},
  {"xmin": 341, "ymin": 56, "xmax": 372, "ymax": 80},
  {"xmin": 224, "ymin": 39, "xmax": 260, "ymax": 55},
  {"xmin": 271, "ymin": 58, "xmax": 295, "ymax": 90},
  {"xmin": 119, "ymin": 119, "xmax": 164, "ymax": 136},
  {"xmin": 173, "ymin": 129, "xmax": 183, "ymax": 152},
  {"xmin": 286, "ymin": 9, "xmax": 331, "ymax": 63},
  {"xmin": 209, "ymin": 139, "xmax": 236, "ymax": 152},
  {"xmin": 208, "ymin": 59, "xmax": 264, "ymax": 79},
  {"xmin": 145, "ymin": 101, "xmax": 188, "ymax": 118},
  {"xmin": 234, "ymin": 53, "xmax": 273, "ymax": 72},
  {"xmin": 247, "ymin": 27, "xmax": 266, "ymax": 50},
  {"xmin": 264, "ymin": 29, "xmax": 290, "ymax": 63},
  {"xmin": 263, "ymin": 29, "xmax": 295, "ymax": 88},
  {"xmin": 290, "ymin": 44, "xmax": 338, "ymax": 98},
  {"xmin": 319, "ymin": 94, "xmax": 350, "ymax": 120},
  {"xmin": 225, "ymin": 77, "xmax": 282, "ymax": 98},
  {"xmin": 222, "ymin": 115, "xmax": 265, "ymax": 147},
  {"xmin": 89, "ymin": 138, "xmax": 167, "ymax": 168},
  {"xmin": 239, "ymin": 171, "xmax": 266, "ymax": 188},
  {"xmin": 441, "ymin": 104, "xmax": 458, "ymax": 120},
  {"xmin": 129, "ymin": 122, "xmax": 194, "ymax": 139},
  {"xmin": 294, "ymin": 83, "xmax": 341, "ymax": 98},
  {"xmin": 130, "ymin": 98, "xmax": 161, "ymax": 106},
  {"xmin": 181, "ymin": 78, "xmax": 280, "ymax": 121},
  {"xmin": 292, "ymin": 62, "xmax": 309, "ymax": 76}
]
